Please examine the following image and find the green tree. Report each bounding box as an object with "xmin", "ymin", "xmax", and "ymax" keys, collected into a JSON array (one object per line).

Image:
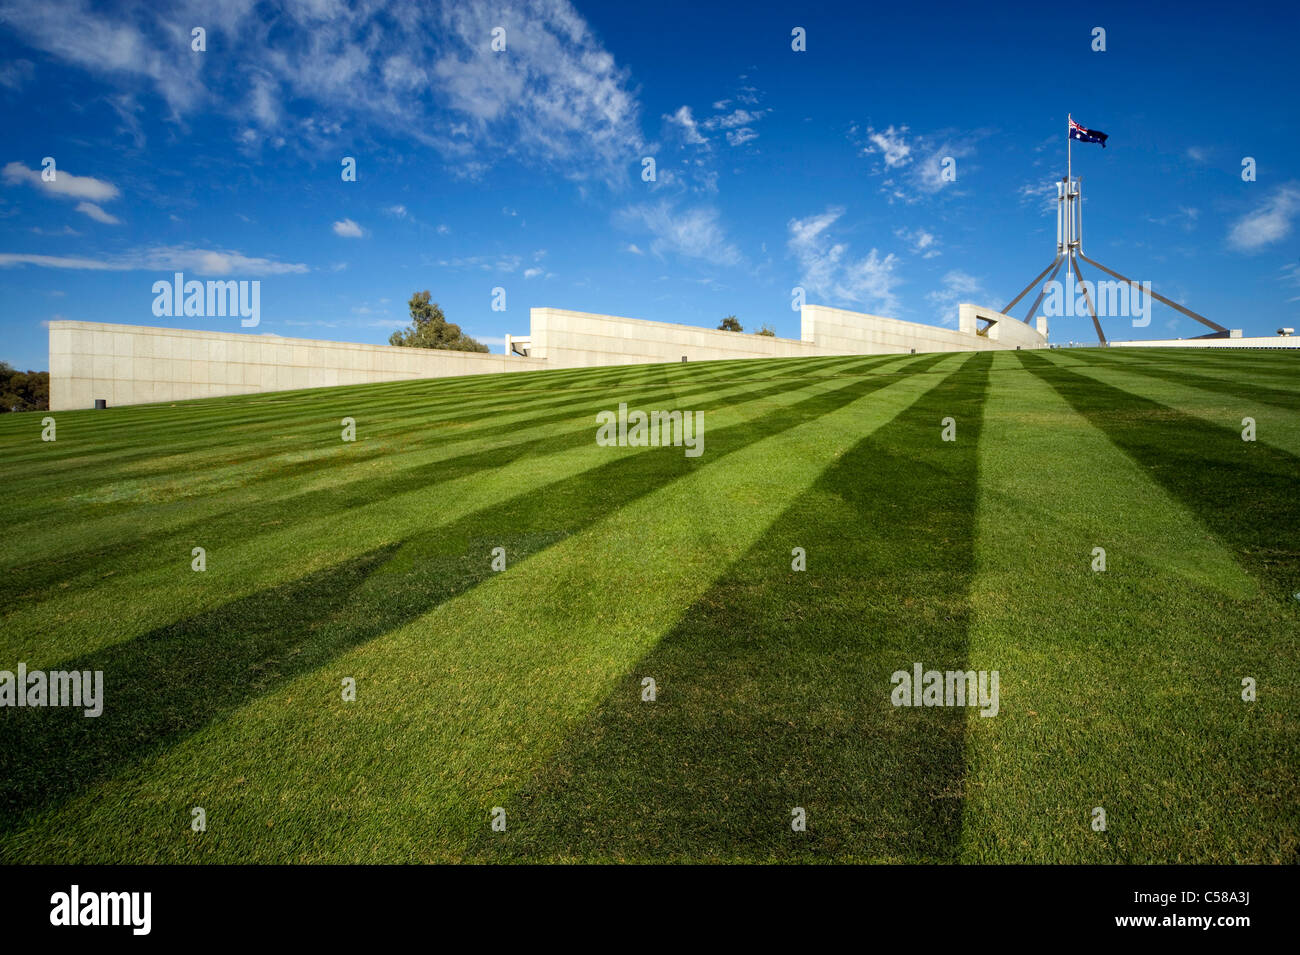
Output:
[
  {"xmin": 755, "ymin": 323, "xmax": 776, "ymax": 337},
  {"xmin": 0, "ymin": 361, "xmax": 49, "ymax": 413},
  {"xmin": 718, "ymin": 315, "xmax": 742, "ymax": 332},
  {"xmin": 389, "ymin": 291, "xmax": 489, "ymax": 352}
]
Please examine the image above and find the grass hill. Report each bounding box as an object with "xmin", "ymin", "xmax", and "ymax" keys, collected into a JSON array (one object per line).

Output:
[{"xmin": 0, "ymin": 347, "xmax": 1296, "ymax": 862}]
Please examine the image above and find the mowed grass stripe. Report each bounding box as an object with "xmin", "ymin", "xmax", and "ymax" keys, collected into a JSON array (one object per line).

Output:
[
  {"xmin": 1070, "ymin": 348, "xmax": 1300, "ymax": 410},
  {"xmin": 0, "ymin": 353, "xmax": 848, "ymax": 524},
  {"xmin": 1021, "ymin": 351, "xmax": 1300, "ymax": 598},
  {"xmin": 0, "ymin": 354, "xmax": 835, "ymax": 529},
  {"xmin": 1, "ymin": 354, "xmax": 896, "ymax": 610},
  {"xmin": 1098, "ymin": 347, "xmax": 1300, "ymax": 388},
  {"xmin": 961, "ymin": 353, "xmax": 1297, "ymax": 862},
  {"xmin": 0, "ymin": 354, "xmax": 836, "ymax": 575},
  {"xmin": 473, "ymin": 353, "xmax": 993, "ymax": 862},
  {"xmin": 1030, "ymin": 350, "xmax": 1300, "ymax": 460},
  {"xmin": 0, "ymin": 353, "xmax": 963, "ymax": 862},
  {"xmin": 1, "ymin": 354, "xmax": 922, "ymax": 668},
  {"xmin": 0, "ymin": 354, "xmax": 949, "ymax": 836}
]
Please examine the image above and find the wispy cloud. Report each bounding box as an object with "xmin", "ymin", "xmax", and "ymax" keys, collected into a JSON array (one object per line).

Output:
[
  {"xmin": 895, "ymin": 227, "xmax": 940, "ymax": 258},
  {"xmin": 1017, "ymin": 178, "xmax": 1057, "ymax": 215},
  {"xmin": 664, "ymin": 105, "xmax": 707, "ymax": 145},
  {"xmin": 925, "ymin": 270, "xmax": 984, "ymax": 327},
  {"xmin": 74, "ymin": 202, "xmax": 121, "ymax": 225},
  {"xmin": 1280, "ymin": 262, "xmax": 1300, "ymax": 303},
  {"xmin": 852, "ymin": 124, "xmax": 975, "ymax": 202},
  {"xmin": 618, "ymin": 202, "xmax": 742, "ymax": 266},
  {"xmin": 1147, "ymin": 206, "xmax": 1199, "ymax": 230},
  {"xmin": 1, "ymin": 0, "xmax": 643, "ymax": 179},
  {"xmin": 0, "ymin": 58, "xmax": 35, "ymax": 90},
  {"xmin": 787, "ymin": 206, "xmax": 902, "ymax": 315},
  {"xmin": 435, "ymin": 253, "xmax": 525, "ymax": 272},
  {"xmin": 1228, "ymin": 184, "xmax": 1300, "ymax": 251},
  {"xmin": 0, "ymin": 246, "xmax": 309, "ymax": 274}
]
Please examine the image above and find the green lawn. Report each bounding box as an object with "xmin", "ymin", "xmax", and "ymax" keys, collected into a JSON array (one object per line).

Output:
[{"xmin": 0, "ymin": 348, "xmax": 1296, "ymax": 862}]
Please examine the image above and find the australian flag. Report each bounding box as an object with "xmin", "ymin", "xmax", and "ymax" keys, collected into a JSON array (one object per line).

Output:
[{"xmin": 1069, "ymin": 117, "xmax": 1108, "ymax": 147}]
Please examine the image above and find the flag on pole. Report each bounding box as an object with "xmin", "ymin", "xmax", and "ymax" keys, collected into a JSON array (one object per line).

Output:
[{"xmin": 1069, "ymin": 117, "xmax": 1108, "ymax": 147}]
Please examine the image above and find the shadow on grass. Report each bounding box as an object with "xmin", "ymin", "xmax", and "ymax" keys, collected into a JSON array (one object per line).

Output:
[
  {"xmin": 0, "ymin": 544, "xmax": 398, "ymax": 835},
  {"xmin": 475, "ymin": 353, "xmax": 993, "ymax": 862},
  {"xmin": 1, "ymin": 353, "xmax": 946, "ymax": 833},
  {"xmin": 2, "ymin": 354, "xmax": 891, "ymax": 611},
  {"xmin": 1072, "ymin": 349, "xmax": 1300, "ymax": 411},
  {"xmin": 1020, "ymin": 351, "xmax": 1300, "ymax": 597}
]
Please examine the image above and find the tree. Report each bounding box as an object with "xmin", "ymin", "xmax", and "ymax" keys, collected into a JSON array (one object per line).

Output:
[
  {"xmin": 755, "ymin": 323, "xmax": 777, "ymax": 337},
  {"xmin": 0, "ymin": 361, "xmax": 49, "ymax": 413},
  {"xmin": 717, "ymin": 315, "xmax": 742, "ymax": 332},
  {"xmin": 389, "ymin": 291, "xmax": 489, "ymax": 352}
]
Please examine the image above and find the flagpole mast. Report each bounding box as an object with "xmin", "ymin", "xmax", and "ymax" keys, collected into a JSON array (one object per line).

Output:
[
  {"xmin": 1010, "ymin": 115, "xmax": 1226, "ymax": 345},
  {"xmin": 1066, "ymin": 113, "xmax": 1072, "ymax": 258}
]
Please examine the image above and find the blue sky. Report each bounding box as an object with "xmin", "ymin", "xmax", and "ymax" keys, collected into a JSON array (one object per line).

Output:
[{"xmin": 1, "ymin": 0, "xmax": 1298, "ymax": 369}]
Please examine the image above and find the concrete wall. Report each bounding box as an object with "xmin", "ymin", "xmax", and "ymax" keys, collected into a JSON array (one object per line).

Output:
[
  {"xmin": 957, "ymin": 304, "xmax": 1048, "ymax": 348},
  {"xmin": 802, "ymin": 304, "xmax": 1046, "ymax": 355},
  {"xmin": 1109, "ymin": 337, "xmax": 1300, "ymax": 349},
  {"xmin": 48, "ymin": 321, "xmax": 548, "ymax": 411},
  {"xmin": 49, "ymin": 301, "xmax": 1048, "ymax": 410},
  {"xmin": 529, "ymin": 307, "xmax": 819, "ymax": 367}
]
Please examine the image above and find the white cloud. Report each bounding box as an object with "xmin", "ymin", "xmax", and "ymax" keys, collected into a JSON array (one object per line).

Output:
[
  {"xmin": 666, "ymin": 101, "xmax": 770, "ymax": 151},
  {"xmin": 925, "ymin": 270, "xmax": 984, "ymax": 327},
  {"xmin": 0, "ymin": 1, "xmax": 208, "ymax": 116},
  {"xmin": 665, "ymin": 105, "xmax": 708, "ymax": 145},
  {"xmin": 75, "ymin": 201, "xmax": 121, "ymax": 224},
  {"xmin": 0, "ymin": 246, "xmax": 309, "ymax": 275},
  {"xmin": 619, "ymin": 202, "xmax": 742, "ymax": 266},
  {"xmin": 1, "ymin": 0, "xmax": 643, "ymax": 178},
  {"xmin": 1018, "ymin": 179, "xmax": 1057, "ymax": 215},
  {"xmin": 436, "ymin": 223, "xmax": 450, "ymax": 234},
  {"xmin": 436, "ymin": 254, "xmax": 523, "ymax": 272},
  {"xmin": 523, "ymin": 267, "xmax": 543, "ymax": 278},
  {"xmin": 332, "ymin": 218, "xmax": 366, "ymax": 238},
  {"xmin": 1146, "ymin": 206, "xmax": 1199, "ymax": 230},
  {"xmin": 854, "ymin": 126, "xmax": 975, "ymax": 202},
  {"xmin": 787, "ymin": 207, "xmax": 902, "ymax": 315},
  {"xmin": 625, "ymin": 243, "xmax": 644, "ymax": 255},
  {"xmin": 1280, "ymin": 262, "xmax": 1300, "ymax": 303},
  {"xmin": 0, "ymin": 58, "xmax": 34, "ymax": 90},
  {"xmin": 432, "ymin": 1, "xmax": 643, "ymax": 175},
  {"xmin": 386, "ymin": 204, "xmax": 408, "ymax": 218},
  {"xmin": 3, "ymin": 161, "xmax": 120, "ymax": 202},
  {"xmin": 895, "ymin": 227, "xmax": 940, "ymax": 258},
  {"xmin": 860, "ymin": 125, "xmax": 912, "ymax": 168},
  {"xmin": 703, "ymin": 108, "xmax": 767, "ymax": 130},
  {"xmin": 1228, "ymin": 184, "xmax": 1300, "ymax": 251}
]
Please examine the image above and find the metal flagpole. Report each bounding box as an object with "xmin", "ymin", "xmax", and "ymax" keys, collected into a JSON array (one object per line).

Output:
[
  {"xmin": 1066, "ymin": 113, "xmax": 1072, "ymax": 265},
  {"xmin": 1002, "ymin": 255, "xmax": 1062, "ymax": 314},
  {"xmin": 1005, "ymin": 115, "xmax": 1226, "ymax": 345}
]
